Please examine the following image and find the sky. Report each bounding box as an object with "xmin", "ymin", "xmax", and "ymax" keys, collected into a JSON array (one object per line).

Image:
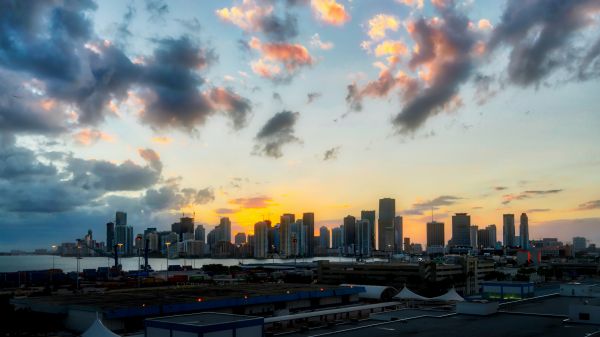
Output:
[{"xmin": 0, "ymin": 0, "xmax": 599, "ymax": 251}]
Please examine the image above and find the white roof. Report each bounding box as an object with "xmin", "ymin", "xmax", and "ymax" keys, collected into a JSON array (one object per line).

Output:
[
  {"xmin": 81, "ymin": 318, "xmax": 120, "ymax": 337},
  {"xmin": 340, "ymin": 284, "xmax": 398, "ymax": 300},
  {"xmin": 393, "ymin": 286, "xmax": 429, "ymax": 300},
  {"xmin": 431, "ymin": 288, "xmax": 464, "ymax": 302}
]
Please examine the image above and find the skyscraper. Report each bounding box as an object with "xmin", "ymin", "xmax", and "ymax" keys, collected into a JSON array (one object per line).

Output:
[
  {"xmin": 343, "ymin": 215, "xmax": 356, "ymax": 254},
  {"xmin": 254, "ymin": 221, "xmax": 269, "ymax": 258},
  {"xmin": 503, "ymin": 214, "xmax": 516, "ymax": 247},
  {"xmin": 114, "ymin": 211, "xmax": 128, "ymax": 254},
  {"xmin": 303, "ymin": 212, "xmax": 315, "ymax": 257},
  {"xmin": 172, "ymin": 216, "xmax": 194, "ymax": 241},
  {"xmin": 470, "ymin": 225, "xmax": 478, "ymax": 248},
  {"xmin": 331, "ymin": 226, "xmax": 342, "ymax": 249},
  {"xmin": 126, "ymin": 225, "xmax": 133, "ymax": 255},
  {"xmin": 217, "ymin": 217, "xmax": 232, "ymax": 243},
  {"xmin": 356, "ymin": 219, "xmax": 371, "ymax": 256},
  {"xmin": 319, "ymin": 226, "xmax": 330, "ymax": 249},
  {"xmin": 573, "ymin": 237, "xmax": 587, "ymax": 253},
  {"xmin": 520, "ymin": 213, "xmax": 529, "ymax": 249},
  {"xmin": 426, "ymin": 221, "xmax": 445, "ymax": 248},
  {"xmin": 115, "ymin": 211, "xmax": 127, "ymax": 227},
  {"xmin": 279, "ymin": 214, "xmax": 293, "ymax": 257},
  {"xmin": 234, "ymin": 232, "xmax": 246, "ymax": 245},
  {"xmin": 487, "ymin": 224, "xmax": 497, "ymax": 247},
  {"xmin": 451, "ymin": 213, "xmax": 471, "ymax": 246},
  {"xmin": 361, "ymin": 210, "xmax": 376, "ymax": 252},
  {"xmin": 394, "ymin": 216, "xmax": 403, "ymax": 253},
  {"xmin": 378, "ymin": 198, "xmax": 395, "ymax": 251},
  {"xmin": 106, "ymin": 222, "xmax": 115, "ymax": 251},
  {"xmin": 195, "ymin": 225, "xmax": 206, "ymax": 242}
]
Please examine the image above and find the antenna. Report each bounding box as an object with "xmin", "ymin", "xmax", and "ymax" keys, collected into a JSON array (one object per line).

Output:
[{"xmin": 431, "ymin": 206, "xmax": 434, "ymax": 222}]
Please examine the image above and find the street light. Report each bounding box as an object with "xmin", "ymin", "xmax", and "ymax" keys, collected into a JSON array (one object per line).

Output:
[
  {"xmin": 136, "ymin": 236, "xmax": 142, "ymax": 288},
  {"xmin": 165, "ymin": 242, "xmax": 171, "ymax": 283},
  {"xmin": 50, "ymin": 245, "xmax": 57, "ymax": 286},
  {"xmin": 76, "ymin": 245, "xmax": 82, "ymax": 291}
]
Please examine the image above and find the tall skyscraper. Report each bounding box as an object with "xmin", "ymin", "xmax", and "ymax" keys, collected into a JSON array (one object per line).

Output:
[
  {"xmin": 573, "ymin": 237, "xmax": 587, "ymax": 253},
  {"xmin": 477, "ymin": 228, "xmax": 490, "ymax": 248},
  {"xmin": 393, "ymin": 216, "xmax": 403, "ymax": 253},
  {"xmin": 361, "ymin": 210, "xmax": 376, "ymax": 252},
  {"xmin": 470, "ymin": 225, "xmax": 478, "ymax": 248},
  {"xmin": 114, "ymin": 211, "xmax": 128, "ymax": 254},
  {"xmin": 279, "ymin": 214, "xmax": 293, "ymax": 257},
  {"xmin": 331, "ymin": 227, "xmax": 342, "ymax": 249},
  {"xmin": 520, "ymin": 213, "xmax": 529, "ymax": 249},
  {"xmin": 106, "ymin": 222, "xmax": 115, "ymax": 251},
  {"xmin": 234, "ymin": 232, "xmax": 246, "ymax": 245},
  {"xmin": 217, "ymin": 217, "xmax": 232, "ymax": 243},
  {"xmin": 451, "ymin": 213, "xmax": 471, "ymax": 246},
  {"xmin": 254, "ymin": 221, "xmax": 269, "ymax": 258},
  {"xmin": 426, "ymin": 221, "xmax": 445, "ymax": 248},
  {"xmin": 303, "ymin": 212, "xmax": 315, "ymax": 257},
  {"xmin": 343, "ymin": 215, "xmax": 356, "ymax": 254},
  {"xmin": 487, "ymin": 224, "xmax": 497, "ymax": 247},
  {"xmin": 319, "ymin": 226, "xmax": 330, "ymax": 249},
  {"xmin": 195, "ymin": 225, "xmax": 206, "ymax": 242},
  {"xmin": 115, "ymin": 211, "xmax": 127, "ymax": 227},
  {"xmin": 503, "ymin": 214, "xmax": 516, "ymax": 247},
  {"xmin": 378, "ymin": 198, "xmax": 395, "ymax": 251},
  {"xmin": 172, "ymin": 216, "xmax": 194, "ymax": 241},
  {"xmin": 356, "ymin": 219, "xmax": 371, "ymax": 256},
  {"xmin": 126, "ymin": 225, "xmax": 134, "ymax": 255}
]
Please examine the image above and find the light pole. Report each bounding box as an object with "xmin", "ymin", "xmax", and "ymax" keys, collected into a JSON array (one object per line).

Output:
[
  {"xmin": 136, "ymin": 237, "xmax": 142, "ymax": 288},
  {"xmin": 117, "ymin": 243, "xmax": 124, "ymax": 272},
  {"xmin": 50, "ymin": 245, "xmax": 57, "ymax": 286},
  {"xmin": 76, "ymin": 245, "xmax": 81, "ymax": 292},
  {"xmin": 165, "ymin": 242, "xmax": 171, "ymax": 283}
]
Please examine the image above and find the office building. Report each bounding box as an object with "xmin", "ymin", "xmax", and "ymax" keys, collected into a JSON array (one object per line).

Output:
[
  {"xmin": 573, "ymin": 237, "xmax": 587, "ymax": 253},
  {"xmin": 319, "ymin": 226, "xmax": 330, "ymax": 249},
  {"xmin": 378, "ymin": 198, "xmax": 395, "ymax": 251},
  {"xmin": 303, "ymin": 212, "xmax": 315, "ymax": 257},
  {"xmin": 426, "ymin": 221, "xmax": 445, "ymax": 248},
  {"xmin": 470, "ymin": 225, "xmax": 478, "ymax": 249},
  {"xmin": 477, "ymin": 228, "xmax": 490, "ymax": 248},
  {"xmin": 215, "ymin": 217, "xmax": 232, "ymax": 243},
  {"xmin": 331, "ymin": 227, "xmax": 342, "ymax": 249},
  {"xmin": 234, "ymin": 232, "xmax": 246, "ymax": 245},
  {"xmin": 356, "ymin": 219, "xmax": 371, "ymax": 256},
  {"xmin": 106, "ymin": 222, "xmax": 115, "ymax": 251},
  {"xmin": 172, "ymin": 217, "xmax": 194, "ymax": 241},
  {"xmin": 194, "ymin": 225, "xmax": 205, "ymax": 242},
  {"xmin": 520, "ymin": 213, "xmax": 529, "ymax": 249},
  {"xmin": 361, "ymin": 210, "xmax": 376, "ymax": 252},
  {"xmin": 115, "ymin": 211, "xmax": 127, "ymax": 227},
  {"xmin": 254, "ymin": 221, "xmax": 269, "ymax": 258},
  {"xmin": 279, "ymin": 214, "xmax": 293, "ymax": 257},
  {"xmin": 503, "ymin": 214, "xmax": 516, "ymax": 247},
  {"xmin": 487, "ymin": 224, "xmax": 497, "ymax": 247},
  {"xmin": 451, "ymin": 213, "xmax": 471, "ymax": 246},
  {"xmin": 394, "ymin": 216, "xmax": 403, "ymax": 253},
  {"xmin": 343, "ymin": 215, "xmax": 356, "ymax": 254}
]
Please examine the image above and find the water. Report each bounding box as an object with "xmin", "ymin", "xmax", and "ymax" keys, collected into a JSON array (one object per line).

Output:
[{"xmin": 0, "ymin": 255, "xmax": 363, "ymax": 273}]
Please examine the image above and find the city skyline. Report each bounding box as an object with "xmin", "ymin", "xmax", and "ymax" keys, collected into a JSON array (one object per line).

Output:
[{"xmin": 1, "ymin": 0, "xmax": 599, "ymax": 251}]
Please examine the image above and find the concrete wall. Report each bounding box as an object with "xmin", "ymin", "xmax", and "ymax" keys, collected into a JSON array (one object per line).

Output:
[
  {"xmin": 569, "ymin": 304, "xmax": 600, "ymax": 324},
  {"xmin": 457, "ymin": 301, "xmax": 498, "ymax": 316}
]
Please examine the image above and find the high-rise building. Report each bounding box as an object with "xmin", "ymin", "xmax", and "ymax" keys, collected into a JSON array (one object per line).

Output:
[
  {"xmin": 394, "ymin": 216, "xmax": 403, "ymax": 253},
  {"xmin": 343, "ymin": 215, "xmax": 356, "ymax": 254},
  {"xmin": 234, "ymin": 232, "xmax": 246, "ymax": 245},
  {"xmin": 126, "ymin": 225, "xmax": 134, "ymax": 255},
  {"xmin": 503, "ymin": 214, "xmax": 516, "ymax": 247},
  {"xmin": 477, "ymin": 229, "xmax": 489, "ymax": 248},
  {"xmin": 106, "ymin": 222, "xmax": 115, "ymax": 251},
  {"xmin": 361, "ymin": 210, "xmax": 376, "ymax": 252},
  {"xmin": 303, "ymin": 213, "xmax": 315, "ymax": 257},
  {"xmin": 426, "ymin": 221, "xmax": 445, "ymax": 248},
  {"xmin": 332, "ymin": 227, "xmax": 342, "ymax": 249},
  {"xmin": 403, "ymin": 237, "xmax": 411, "ymax": 253},
  {"xmin": 217, "ymin": 217, "xmax": 232, "ymax": 243},
  {"xmin": 172, "ymin": 217, "xmax": 194, "ymax": 241},
  {"xmin": 319, "ymin": 226, "xmax": 330, "ymax": 249},
  {"xmin": 195, "ymin": 225, "xmax": 206, "ymax": 242},
  {"xmin": 280, "ymin": 214, "xmax": 293, "ymax": 257},
  {"xmin": 520, "ymin": 213, "xmax": 529, "ymax": 249},
  {"xmin": 115, "ymin": 211, "xmax": 127, "ymax": 227},
  {"xmin": 487, "ymin": 224, "xmax": 497, "ymax": 247},
  {"xmin": 378, "ymin": 198, "xmax": 395, "ymax": 251},
  {"xmin": 470, "ymin": 225, "xmax": 478, "ymax": 249},
  {"xmin": 356, "ymin": 219, "xmax": 371, "ymax": 256},
  {"xmin": 254, "ymin": 221, "xmax": 269, "ymax": 258},
  {"xmin": 573, "ymin": 237, "xmax": 587, "ymax": 253},
  {"xmin": 451, "ymin": 213, "xmax": 471, "ymax": 246}
]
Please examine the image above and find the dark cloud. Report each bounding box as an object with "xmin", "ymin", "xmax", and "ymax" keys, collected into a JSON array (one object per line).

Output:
[
  {"xmin": 175, "ymin": 17, "xmax": 202, "ymax": 32},
  {"xmin": 254, "ymin": 110, "xmax": 301, "ymax": 158},
  {"xmin": 0, "ymin": 135, "xmax": 56, "ymax": 180},
  {"xmin": 502, "ymin": 189, "xmax": 563, "ymax": 205},
  {"xmin": 143, "ymin": 183, "xmax": 214, "ymax": 211},
  {"xmin": 195, "ymin": 187, "xmax": 215, "ymax": 204},
  {"xmin": 273, "ymin": 92, "xmax": 282, "ymax": 103},
  {"xmin": 145, "ymin": 0, "xmax": 169, "ymax": 21},
  {"xmin": 473, "ymin": 73, "xmax": 498, "ymax": 105},
  {"xmin": 259, "ymin": 12, "xmax": 299, "ymax": 42},
  {"xmin": 138, "ymin": 148, "xmax": 163, "ymax": 172},
  {"xmin": 489, "ymin": 0, "xmax": 600, "ymax": 86},
  {"xmin": 577, "ymin": 200, "xmax": 600, "ymax": 211},
  {"xmin": 494, "ymin": 186, "xmax": 508, "ymax": 191},
  {"xmin": 307, "ymin": 92, "xmax": 322, "ymax": 104},
  {"xmin": 323, "ymin": 146, "xmax": 341, "ymax": 161},
  {"xmin": 404, "ymin": 195, "xmax": 462, "ymax": 215},
  {"xmin": 115, "ymin": 2, "xmax": 136, "ymax": 42},
  {"xmin": 68, "ymin": 157, "xmax": 161, "ymax": 192}
]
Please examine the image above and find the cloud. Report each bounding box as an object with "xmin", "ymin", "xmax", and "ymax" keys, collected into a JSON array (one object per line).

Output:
[
  {"xmin": 0, "ymin": 135, "xmax": 56, "ymax": 180},
  {"xmin": 195, "ymin": 187, "xmax": 215, "ymax": 204},
  {"xmin": 254, "ymin": 110, "xmax": 301, "ymax": 158},
  {"xmin": 323, "ymin": 146, "xmax": 341, "ymax": 161},
  {"xmin": 397, "ymin": 0, "xmax": 424, "ymax": 9},
  {"xmin": 489, "ymin": 0, "xmax": 600, "ymax": 86},
  {"xmin": 310, "ymin": 33, "xmax": 334, "ymax": 50},
  {"xmin": 502, "ymin": 189, "xmax": 563, "ymax": 204},
  {"xmin": 145, "ymin": 0, "xmax": 169, "ymax": 21},
  {"xmin": 151, "ymin": 136, "xmax": 172, "ymax": 144},
  {"xmin": 273, "ymin": 92, "xmax": 283, "ymax": 103},
  {"xmin": 577, "ymin": 200, "xmax": 600, "ymax": 211},
  {"xmin": 494, "ymin": 186, "xmax": 507, "ymax": 191},
  {"xmin": 248, "ymin": 37, "xmax": 314, "ymax": 81},
  {"xmin": 143, "ymin": 182, "xmax": 214, "ymax": 211},
  {"xmin": 74, "ymin": 129, "xmax": 115, "ymax": 146},
  {"xmin": 366, "ymin": 14, "xmax": 400, "ymax": 40},
  {"xmin": 526, "ymin": 208, "xmax": 551, "ymax": 213},
  {"xmin": 68, "ymin": 157, "xmax": 161, "ymax": 192},
  {"xmin": 473, "ymin": 73, "xmax": 498, "ymax": 105},
  {"xmin": 216, "ymin": 0, "xmax": 299, "ymax": 42},
  {"xmin": 229, "ymin": 196, "xmax": 273, "ymax": 208},
  {"xmin": 215, "ymin": 208, "xmax": 237, "ymax": 215},
  {"xmin": 404, "ymin": 195, "xmax": 462, "ymax": 215},
  {"xmin": 138, "ymin": 148, "xmax": 163, "ymax": 172},
  {"xmin": 307, "ymin": 92, "xmax": 322, "ymax": 104},
  {"xmin": 310, "ymin": 0, "xmax": 350, "ymax": 26}
]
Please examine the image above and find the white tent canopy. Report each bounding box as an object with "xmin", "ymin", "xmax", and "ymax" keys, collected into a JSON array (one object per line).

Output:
[
  {"xmin": 340, "ymin": 284, "xmax": 399, "ymax": 300},
  {"xmin": 393, "ymin": 286, "xmax": 464, "ymax": 302},
  {"xmin": 81, "ymin": 317, "xmax": 120, "ymax": 337}
]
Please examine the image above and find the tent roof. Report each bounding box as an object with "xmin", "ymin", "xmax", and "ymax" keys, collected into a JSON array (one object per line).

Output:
[
  {"xmin": 81, "ymin": 318, "xmax": 120, "ymax": 337},
  {"xmin": 431, "ymin": 288, "xmax": 465, "ymax": 302},
  {"xmin": 393, "ymin": 286, "xmax": 429, "ymax": 300}
]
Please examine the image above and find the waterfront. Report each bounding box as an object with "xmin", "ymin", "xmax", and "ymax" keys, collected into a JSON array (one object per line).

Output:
[{"xmin": 0, "ymin": 255, "xmax": 364, "ymax": 273}]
